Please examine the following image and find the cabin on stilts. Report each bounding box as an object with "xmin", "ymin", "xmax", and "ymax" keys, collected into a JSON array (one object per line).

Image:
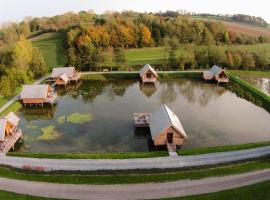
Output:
[
  {"xmin": 20, "ymin": 84, "xmax": 57, "ymax": 107},
  {"xmin": 149, "ymin": 105, "xmax": 187, "ymax": 148},
  {"xmin": 0, "ymin": 112, "xmax": 22, "ymax": 154},
  {"xmin": 51, "ymin": 67, "xmax": 81, "ymax": 86},
  {"xmin": 203, "ymin": 65, "xmax": 229, "ymax": 83},
  {"xmin": 139, "ymin": 64, "xmax": 158, "ymax": 83}
]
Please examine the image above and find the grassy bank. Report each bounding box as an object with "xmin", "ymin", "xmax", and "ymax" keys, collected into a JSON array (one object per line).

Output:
[
  {"xmin": 7, "ymin": 151, "xmax": 168, "ymax": 159},
  {"xmin": 0, "ymin": 191, "xmax": 55, "ymax": 200},
  {"xmin": 31, "ymin": 32, "xmax": 67, "ymax": 67},
  {"xmin": 0, "ymin": 158, "xmax": 269, "ymax": 184},
  {"xmin": 163, "ymin": 180, "xmax": 270, "ymax": 200},
  {"xmin": 228, "ymin": 73, "xmax": 270, "ymax": 112},
  {"xmin": 178, "ymin": 141, "xmax": 270, "ymax": 156},
  {"xmin": 0, "ymin": 102, "xmax": 22, "ymax": 117}
]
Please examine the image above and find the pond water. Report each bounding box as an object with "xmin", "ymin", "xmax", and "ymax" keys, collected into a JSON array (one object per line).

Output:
[{"xmin": 15, "ymin": 78, "xmax": 270, "ymax": 153}]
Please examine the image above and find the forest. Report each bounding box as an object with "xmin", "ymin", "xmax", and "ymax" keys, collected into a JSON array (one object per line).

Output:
[{"xmin": 0, "ymin": 11, "xmax": 269, "ymax": 95}]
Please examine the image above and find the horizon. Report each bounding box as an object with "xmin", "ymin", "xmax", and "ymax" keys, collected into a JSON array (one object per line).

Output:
[{"xmin": 0, "ymin": 0, "xmax": 269, "ymax": 25}]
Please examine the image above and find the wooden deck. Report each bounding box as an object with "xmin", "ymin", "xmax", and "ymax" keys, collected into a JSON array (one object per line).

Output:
[
  {"xmin": 134, "ymin": 113, "xmax": 151, "ymax": 127},
  {"xmin": 0, "ymin": 129, "xmax": 22, "ymax": 154},
  {"xmin": 70, "ymin": 74, "xmax": 81, "ymax": 82}
]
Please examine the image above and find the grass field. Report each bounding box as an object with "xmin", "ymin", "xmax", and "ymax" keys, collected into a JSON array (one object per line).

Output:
[
  {"xmin": 30, "ymin": 32, "xmax": 67, "ymax": 67},
  {"xmin": 30, "ymin": 31, "xmax": 270, "ymax": 69},
  {"xmin": 192, "ymin": 16, "xmax": 270, "ymax": 37}
]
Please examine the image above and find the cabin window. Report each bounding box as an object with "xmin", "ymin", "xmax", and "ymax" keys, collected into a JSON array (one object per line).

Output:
[
  {"xmin": 167, "ymin": 132, "xmax": 173, "ymax": 144},
  {"xmin": 146, "ymin": 72, "xmax": 152, "ymax": 79}
]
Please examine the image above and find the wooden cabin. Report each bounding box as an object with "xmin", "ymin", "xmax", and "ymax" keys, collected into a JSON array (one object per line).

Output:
[
  {"xmin": 0, "ymin": 112, "xmax": 22, "ymax": 153},
  {"xmin": 203, "ymin": 65, "xmax": 229, "ymax": 83},
  {"xmin": 149, "ymin": 105, "xmax": 187, "ymax": 146},
  {"xmin": 20, "ymin": 84, "xmax": 57, "ymax": 106},
  {"xmin": 139, "ymin": 64, "xmax": 158, "ymax": 83},
  {"xmin": 51, "ymin": 67, "xmax": 81, "ymax": 86}
]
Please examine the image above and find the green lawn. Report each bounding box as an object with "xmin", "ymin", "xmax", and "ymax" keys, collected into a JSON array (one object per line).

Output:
[
  {"xmin": 0, "ymin": 158, "xmax": 269, "ymax": 184},
  {"xmin": 162, "ymin": 180, "xmax": 270, "ymax": 200},
  {"xmin": 31, "ymin": 32, "xmax": 67, "ymax": 68},
  {"xmin": 178, "ymin": 141, "xmax": 270, "ymax": 156}
]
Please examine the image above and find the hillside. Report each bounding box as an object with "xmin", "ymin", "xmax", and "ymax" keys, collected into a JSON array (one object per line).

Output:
[
  {"xmin": 192, "ymin": 16, "xmax": 270, "ymax": 37},
  {"xmin": 30, "ymin": 32, "xmax": 67, "ymax": 67}
]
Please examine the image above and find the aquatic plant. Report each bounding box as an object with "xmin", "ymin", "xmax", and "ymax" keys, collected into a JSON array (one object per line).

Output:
[
  {"xmin": 57, "ymin": 116, "xmax": 66, "ymax": 124},
  {"xmin": 26, "ymin": 124, "xmax": 38, "ymax": 129},
  {"xmin": 37, "ymin": 125, "xmax": 61, "ymax": 141},
  {"xmin": 66, "ymin": 112, "xmax": 94, "ymax": 124}
]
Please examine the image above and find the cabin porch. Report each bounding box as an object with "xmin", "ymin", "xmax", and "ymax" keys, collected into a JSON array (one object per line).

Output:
[{"xmin": 0, "ymin": 128, "xmax": 22, "ymax": 154}]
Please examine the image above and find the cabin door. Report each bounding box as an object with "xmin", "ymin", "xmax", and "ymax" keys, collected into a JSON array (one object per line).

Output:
[
  {"xmin": 167, "ymin": 132, "xmax": 173, "ymax": 144},
  {"xmin": 146, "ymin": 71, "xmax": 152, "ymax": 79}
]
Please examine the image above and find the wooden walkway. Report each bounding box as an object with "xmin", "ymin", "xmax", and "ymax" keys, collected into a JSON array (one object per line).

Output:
[{"xmin": 0, "ymin": 130, "xmax": 22, "ymax": 154}]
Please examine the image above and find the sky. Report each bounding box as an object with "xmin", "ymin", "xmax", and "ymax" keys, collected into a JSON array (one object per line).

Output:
[{"xmin": 0, "ymin": 0, "xmax": 269, "ymax": 24}]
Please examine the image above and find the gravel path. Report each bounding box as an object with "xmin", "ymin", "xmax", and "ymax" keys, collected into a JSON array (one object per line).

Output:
[
  {"xmin": 0, "ymin": 145, "xmax": 269, "ymax": 171},
  {"xmin": 0, "ymin": 169, "xmax": 269, "ymax": 200}
]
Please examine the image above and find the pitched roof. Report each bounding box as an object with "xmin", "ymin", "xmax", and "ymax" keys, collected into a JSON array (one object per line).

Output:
[
  {"xmin": 149, "ymin": 105, "xmax": 187, "ymax": 140},
  {"xmin": 0, "ymin": 119, "xmax": 6, "ymax": 141},
  {"xmin": 59, "ymin": 73, "xmax": 69, "ymax": 83},
  {"xmin": 5, "ymin": 112, "xmax": 20, "ymax": 127},
  {"xmin": 209, "ymin": 65, "xmax": 223, "ymax": 77},
  {"xmin": 20, "ymin": 85, "xmax": 50, "ymax": 99},
  {"xmin": 52, "ymin": 67, "xmax": 75, "ymax": 78},
  {"xmin": 139, "ymin": 64, "xmax": 158, "ymax": 77}
]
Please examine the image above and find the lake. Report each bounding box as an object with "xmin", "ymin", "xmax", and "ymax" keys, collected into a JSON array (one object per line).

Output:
[{"xmin": 15, "ymin": 77, "xmax": 270, "ymax": 153}]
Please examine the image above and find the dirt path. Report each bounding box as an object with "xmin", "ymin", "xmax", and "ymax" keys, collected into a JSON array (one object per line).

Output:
[{"xmin": 0, "ymin": 169, "xmax": 269, "ymax": 200}]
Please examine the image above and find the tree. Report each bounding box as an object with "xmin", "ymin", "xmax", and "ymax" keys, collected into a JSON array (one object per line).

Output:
[
  {"xmin": 12, "ymin": 35, "xmax": 33, "ymax": 71},
  {"xmin": 139, "ymin": 25, "xmax": 152, "ymax": 47},
  {"xmin": 224, "ymin": 31, "xmax": 230, "ymax": 44},
  {"xmin": 208, "ymin": 46, "xmax": 226, "ymax": 66},
  {"xmin": 29, "ymin": 48, "xmax": 48, "ymax": 78},
  {"xmin": 201, "ymin": 27, "xmax": 214, "ymax": 45},
  {"xmin": 195, "ymin": 47, "xmax": 209, "ymax": 68},
  {"xmin": 113, "ymin": 47, "xmax": 127, "ymax": 67},
  {"xmin": 0, "ymin": 76, "xmax": 12, "ymax": 96}
]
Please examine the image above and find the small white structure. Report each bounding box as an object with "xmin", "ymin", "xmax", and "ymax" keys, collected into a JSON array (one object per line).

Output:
[
  {"xmin": 0, "ymin": 112, "xmax": 22, "ymax": 153},
  {"xmin": 149, "ymin": 105, "xmax": 187, "ymax": 146},
  {"xmin": 51, "ymin": 67, "xmax": 81, "ymax": 85},
  {"xmin": 203, "ymin": 65, "xmax": 229, "ymax": 83},
  {"xmin": 20, "ymin": 84, "xmax": 57, "ymax": 106},
  {"xmin": 139, "ymin": 64, "xmax": 158, "ymax": 83}
]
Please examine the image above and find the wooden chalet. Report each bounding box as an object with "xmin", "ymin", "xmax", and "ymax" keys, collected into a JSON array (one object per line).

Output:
[
  {"xmin": 51, "ymin": 67, "xmax": 81, "ymax": 86},
  {"xmin": 149, "ymin": 105, "xmax": 187, "ymax": 147},
  {"xmin": 139, "ymin": 64, "xmax": 158, "ymax": 83},
  {"xmin": 0, "ymin": 112, "xmax": 22, "ymax": 154},
  {"xmin": 203, "ymin": 65, "xmax": 229, "ymax": 83},
  {"xmin": 20, "ymin": 84, "xmax": 57, "ymax": 106}
]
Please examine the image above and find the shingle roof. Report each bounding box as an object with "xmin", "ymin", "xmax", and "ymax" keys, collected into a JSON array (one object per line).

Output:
[
  {"xmin": 209, "ymin": 65, "xmax": 223, "ymax": 77},
  {"xmin": 149, "ymin": 105, "xmax": 187, "ymax": 140},
  {"xmin": 5, "ymin": 112, "xmax": 20, "ymax": 127},
  {"xmin": 52, "ymin": 67, "xmax": 75, "ymax": 78},
  {"xmin": 59, "ymin": 73, "xmax": 69, "ymax": 83},
  {"xmin": 139, "ymin": 64, "xmax": 158, "ymax": 77},
  {"xmin": 20, "ymin": 85, "xmax": 49, "ymax": 99},
  {"xmin": 0, "ymin": 112, "xmax": 20, "ymax": 141},
  {"xmin": 0, "ymin": 119, "xmax": 6, "ymax": 141}
]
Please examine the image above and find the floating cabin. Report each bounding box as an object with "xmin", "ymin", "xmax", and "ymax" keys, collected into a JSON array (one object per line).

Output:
[
  {"xmin": 134, "ymin": 105, "xmax": 187, "ymax": 148},
  {"xmin": 0, "ymin": 112, "xmax": 22, "ymax": 154},
  {"xmin": 203, "ymin": 65, "xmax": 229, "ymax": 83},
  {"xmin": 139, "ymin": 64, "xmax": 158, "ymax": 83},
  {"xmin": 20, "ymin": 84, "xmax": 57, "ymax": 107},
  {"xmin": 51, "ymin": 67, "xmax": 81, "ymax": 86}
]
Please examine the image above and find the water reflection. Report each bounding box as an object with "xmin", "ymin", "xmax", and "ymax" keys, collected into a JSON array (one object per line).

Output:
[{"xmin": 15, "ymin": 78, "xmax": 270, "ymax": 153}]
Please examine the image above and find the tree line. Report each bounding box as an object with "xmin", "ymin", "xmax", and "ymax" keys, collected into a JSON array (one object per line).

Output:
[{"xmin": 0, "ymin": 36, "xmax": 47, "ymax": 96}]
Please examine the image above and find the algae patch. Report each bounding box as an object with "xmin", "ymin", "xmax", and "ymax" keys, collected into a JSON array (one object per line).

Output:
[
  {"xmin": 37, "ymin": 125, "xmax": 61, "ymax": 141},
  {"xmin": 67, "ymin": 113, "xmax": 94, "ymax": 124},
  {"xmin": 57, "ymin": 116, "xmax": 66, "ymax": 124}
]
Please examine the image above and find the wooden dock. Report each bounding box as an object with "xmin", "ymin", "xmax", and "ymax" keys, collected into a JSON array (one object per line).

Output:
[
  {"xmin": 0, "ymin": 129, "xmax": 22, "ymax": 154},
  {"xmin": 134, "ymin": 113, "xmax": 151, "ymax": 127}
]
